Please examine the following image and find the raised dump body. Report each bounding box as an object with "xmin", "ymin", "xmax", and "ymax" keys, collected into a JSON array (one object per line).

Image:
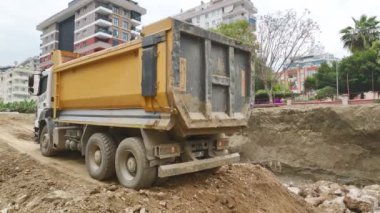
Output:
[
  {"xmin": 31, "ymin": 18, "xmax": 252, "ymax": 189},
  {"xmin": 52, "ymin": 18, "xmax": 252, "ymax": 137}
]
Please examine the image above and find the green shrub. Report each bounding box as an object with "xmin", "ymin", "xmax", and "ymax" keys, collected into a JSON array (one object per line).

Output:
[
  {"xmin": 315, "ymin": 86, "xmax": 336, "ymax": 100},
  {"xmin": 376, "ymin": 99, "xmax": 380, "ymax": 104},
  {"xmin": 255, "ymin": 90, "xmax": 270, "ymax": 100},
  {"xmin": 0, "ymin": 100, "xmax": 37, "ymax": 113},
  {"xmin": 273, "ymin": 91, "xmax": 293, "ymax": 99}
]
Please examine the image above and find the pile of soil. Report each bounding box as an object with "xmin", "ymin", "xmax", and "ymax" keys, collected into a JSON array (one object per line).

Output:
[
  {"xmin": 0, "ymin": 114, "xmax": 314, "ymax": 213},
  {"xmin": 232, "ymin": 105, "xmax": 380, "ymax": 185}
]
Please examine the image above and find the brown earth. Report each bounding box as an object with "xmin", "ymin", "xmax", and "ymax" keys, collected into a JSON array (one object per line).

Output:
[
  {"xmin": 0, "ymin": 113, "xmax": 314, "ymax": 213},
  {"xmin": 232, "ymin": 104, "xmax": 380, "ymax": 185}
]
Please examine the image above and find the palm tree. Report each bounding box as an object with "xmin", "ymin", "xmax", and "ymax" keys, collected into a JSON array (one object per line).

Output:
[{"xmin": 340, "ymin": 15, "xmax": 380, "ymax": 53}]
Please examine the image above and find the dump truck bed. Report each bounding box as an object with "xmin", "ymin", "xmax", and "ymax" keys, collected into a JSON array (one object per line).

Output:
[{"xmin": 52, "ymin": 18, "xmax": 252, "ymax": 136}]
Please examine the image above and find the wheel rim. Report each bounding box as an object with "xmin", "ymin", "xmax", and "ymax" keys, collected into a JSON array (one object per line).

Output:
[
  {"xmin": 89, "ymin": 145, "xmax": 102, "ymax": 170},
  {"xmin": 94, "ymin": 150, "xmax": 102, "ymax": 165},
  {"xmin": 41, "ymin": 134, "xmax": 49, "ymax": 149},
  {"xmin": 120, "ymin": 151, "xmax": 137, "ymax": 181}
]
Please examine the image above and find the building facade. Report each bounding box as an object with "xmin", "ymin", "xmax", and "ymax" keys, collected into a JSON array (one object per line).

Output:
[
  {"xmin": 0, "ymin": 57, "xmax": 39, "ymax": 103},
  {"xmin": 37, "ymin": 0, "xmax": 146, "ymax": 70},
  {"xmin": 175, "ymin": 0, "xmax": 257, "ymax": 30},
  {"xmin": 280, "ymin": 54, "xmax": 339, "ymax": 94}
]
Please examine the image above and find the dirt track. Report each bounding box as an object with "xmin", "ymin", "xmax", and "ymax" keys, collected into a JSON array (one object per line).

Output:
[{"xmin": 0, "ymin": 113, "xmax": 314, "ymax": 213}]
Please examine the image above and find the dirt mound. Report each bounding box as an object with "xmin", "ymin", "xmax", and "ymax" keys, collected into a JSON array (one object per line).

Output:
[
  {"xmin": 233, "ymin": 105, "xmax": 380, "ymax": 185},
  {"xmin": 0, "ymin": 114, "xmax": 314, "ymax": 213}
]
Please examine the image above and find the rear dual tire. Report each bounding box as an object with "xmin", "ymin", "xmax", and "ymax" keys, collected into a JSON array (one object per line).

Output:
[
  {"xmin": 115, "ymin": 137, "xmax": 157, "ymax": 189},
  {"xmin": 85, "ymin": 133, "xmax": 117, "ymax": 180}
]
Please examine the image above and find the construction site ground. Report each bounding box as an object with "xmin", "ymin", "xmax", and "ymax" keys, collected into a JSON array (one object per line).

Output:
[{"xmin": 0, "ymin": 113, "xmax": 314, "ymax": 213}]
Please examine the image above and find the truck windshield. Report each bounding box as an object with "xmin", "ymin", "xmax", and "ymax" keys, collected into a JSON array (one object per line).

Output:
[{"xmin": 39, "ymin": 76, "xmax": 48, "ymax": 95}]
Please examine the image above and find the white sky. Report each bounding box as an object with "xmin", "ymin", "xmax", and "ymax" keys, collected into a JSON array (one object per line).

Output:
[{"xmin": 0, "ymin": 0, "xmax": 379, "ymax": 65}]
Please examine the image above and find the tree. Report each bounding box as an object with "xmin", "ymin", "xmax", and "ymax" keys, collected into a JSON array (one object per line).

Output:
[
  {"xmin": 340, "ymin": 15, "xmax": 380, "ymax": 53},
  {"xmin": 339, "ymin": 48, "xmax": 380, "ymax": 97},
  {"xmin": 256, "ymin": 9, "xmax": 320, "ymax": 102},
  {"xmin": 315, "ymin": 62, "xmax": 338, "ymax": 89},
  {"xmin": 213, "ymin": 20, "xmax": 257, "ymax": 48},
  {"xmin": 304, "ymin": 76, "xmax": 317, "ymax": 92},
  {"xmin": 213, "ymin": 20, "xmax": 258, "ymax": 101}
]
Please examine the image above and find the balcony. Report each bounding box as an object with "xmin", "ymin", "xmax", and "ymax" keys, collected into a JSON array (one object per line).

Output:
[
  {"xmin": 95, "ymin": 16, "xmax": 112, "ymax": 27},
  {"xmin": 131, "ymin": 29, "xmax": 140, "ymax": 36},
  {"xmin": 12, "ymin": 91, "xmax": 29, "ymax": 96},
  {"xmin": 130, "ymin": 11, "xmax": 142, "ymax": 25},
  {"xmin": 96, "ymin": 14, "xmax": 111, "ymax": 22},
  {"xmin": 75, "ymin": 40, "xmax": 111, "ymax": 54},
  {"xmin": 95, "ymin": 28, "xmax": 112, "ymax": 39},
  {"xmin": 96, "ymin": 5, "xmax": 112, "ymax": 15}
]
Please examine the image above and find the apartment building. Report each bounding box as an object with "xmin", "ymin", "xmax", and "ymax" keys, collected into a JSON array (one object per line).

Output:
[
  {"xmin": 37, "ymin": 0, "xmax": 146, "ymax": 70},
  {"xmin": 0, "ymin": 57, "xmax": 39, "ymax": 103},
  {"xmin": 175, "ymin": 0, "xmax": 257, "ymax": 30},
  {"xmin": 280, "ymin": 54, "xmax": 339, "ymax": 94}
]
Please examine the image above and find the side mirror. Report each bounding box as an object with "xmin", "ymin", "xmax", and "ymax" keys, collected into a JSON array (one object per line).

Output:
[{"xmin": 28, "ymin": 74, "xmax": 41, "ymax": 96}]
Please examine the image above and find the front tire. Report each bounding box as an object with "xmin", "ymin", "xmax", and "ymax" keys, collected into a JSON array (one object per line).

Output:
[
  {"xmin": 85, "ymin": 133, "xmax": 117, "ymax": 181},
  {"xmin": 39, "ymin": 126, "xmax": 56, "ymax": 157},
  {"xmin": 115, "ymin": 137, "xmax": 157, "ymax": 189}
]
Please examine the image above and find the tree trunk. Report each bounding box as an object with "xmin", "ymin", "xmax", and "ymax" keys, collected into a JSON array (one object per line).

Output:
[
  {"xmin": 251, "ymin": 60, "xmax": 256, "ymax": 106},
  {"xmin": 346, "ymin": 73, "xmax": 350, "ymax": 99},
  {"xmin": 269, "ymin": 89, "xmax": 274, "ymax": 104},
  {"xmin": 372, "ymin": 70, "xmax": 375, "ymax": 99}
]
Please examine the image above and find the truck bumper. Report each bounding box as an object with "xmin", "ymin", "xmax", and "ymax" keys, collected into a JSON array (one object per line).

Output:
[{"xmin": 158, "ymin": 153, "xmax": 240, "ymax": 178}]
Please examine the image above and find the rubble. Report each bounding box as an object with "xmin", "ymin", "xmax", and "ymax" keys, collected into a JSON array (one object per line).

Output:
[{"xmin": 286, "ymin": 181, "xmax": 380, "ymax": 213}]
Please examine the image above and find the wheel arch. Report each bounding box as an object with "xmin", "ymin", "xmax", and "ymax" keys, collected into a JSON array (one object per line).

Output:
[{"xmin": 80, "ymin": 125, "xmax": 109, "ymax": 156}]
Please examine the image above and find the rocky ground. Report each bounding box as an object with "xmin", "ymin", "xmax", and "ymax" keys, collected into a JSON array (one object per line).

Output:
[
  {"xmin": 230, "ymin": 104, "xmax": 380, "ymax": 213},
  {"xmin": 0, "ymin": 113, "xmax": 314, "ymax": 213},
  {"xmin": 286, "ymin": 181, "xmax": 380, "ymax": 213}
]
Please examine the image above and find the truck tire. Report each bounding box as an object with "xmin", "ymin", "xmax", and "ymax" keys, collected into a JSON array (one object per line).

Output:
[
  {"xmin": 85, "ymin": 133, "xmax": 117, "ymax": 181},
  {"xmin": 39, "ymin": 126, "xmax": 56, "ymax": 157},
  {"xmin": 115, "ymin": 137, "xmax": 157, "ymax": 189}
]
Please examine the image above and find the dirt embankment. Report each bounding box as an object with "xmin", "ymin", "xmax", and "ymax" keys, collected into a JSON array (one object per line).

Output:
[
  {"xmin": 232, "ymin": 105, "xmax": 380, "ymax": 185},
  {"xmin": 0, "ymin": 114, "xmax": 314, "ymax": 213}
]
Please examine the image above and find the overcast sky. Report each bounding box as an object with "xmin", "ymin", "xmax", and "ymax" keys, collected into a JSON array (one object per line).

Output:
[{"xmin": 0, "ymin": 0, "xmax": 379, "ymax": 65}]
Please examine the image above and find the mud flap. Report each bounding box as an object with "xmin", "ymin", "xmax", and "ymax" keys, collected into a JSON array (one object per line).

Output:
[{"xmin": 158, "ymin": 153, "xmax": 240, "ymax": 178}]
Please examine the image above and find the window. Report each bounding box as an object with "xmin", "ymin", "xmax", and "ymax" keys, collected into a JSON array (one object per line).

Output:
[
  {"xmin": 113, "ymin": 17, "xmax": 119, "ymax": 26},
  {"xmin": 123, "ymin": 21, "xmax": 128, "ymax": 29},
  {"xmin": 124, "ymin": 10, "xmax": 129, "ymax": 17},
  {"xmin": 113, "ymin": 29, "xmax": 119, "ymax": 37},
  {"xmin": 122, "ymin": 32, "xmax": 128, "ymax": 41},
  {"xmin": 39, "ymin": 76, "xmax": 48, "ymax": 95},
  {"xmin": 112, "ymin": 6, "xmax": 119, "ymax": 13},
  {"xmin": 112, "ymin": 39, "xmax": 119, "ymax": 46}
]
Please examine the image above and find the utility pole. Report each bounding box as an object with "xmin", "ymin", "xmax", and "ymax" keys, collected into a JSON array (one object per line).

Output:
[{"xmin": 336, "ymin": 62, "xmax": 339, "ymax": 99}]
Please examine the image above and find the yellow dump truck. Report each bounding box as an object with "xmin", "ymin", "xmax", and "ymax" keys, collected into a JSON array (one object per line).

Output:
[{"xmin": 29, "ymin": 18, "xmax": 252, "ymax": 189}]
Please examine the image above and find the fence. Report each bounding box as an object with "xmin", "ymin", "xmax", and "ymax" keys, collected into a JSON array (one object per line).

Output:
[{"xmin": 253, "ymin": 98, "xmax": 379, "ymax": 108}]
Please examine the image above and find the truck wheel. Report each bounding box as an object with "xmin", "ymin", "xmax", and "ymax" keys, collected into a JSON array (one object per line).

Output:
[
  {"xmin": 40, "ymin": 126, "xmax": 56, "ymax": 157},
  {"xmin": 85, "ymin": 133, "xmax": 117, "ymax": 181},
  {"xmin": 115, "ymin": 137, "xmax": 157, "ymax": 189}
]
